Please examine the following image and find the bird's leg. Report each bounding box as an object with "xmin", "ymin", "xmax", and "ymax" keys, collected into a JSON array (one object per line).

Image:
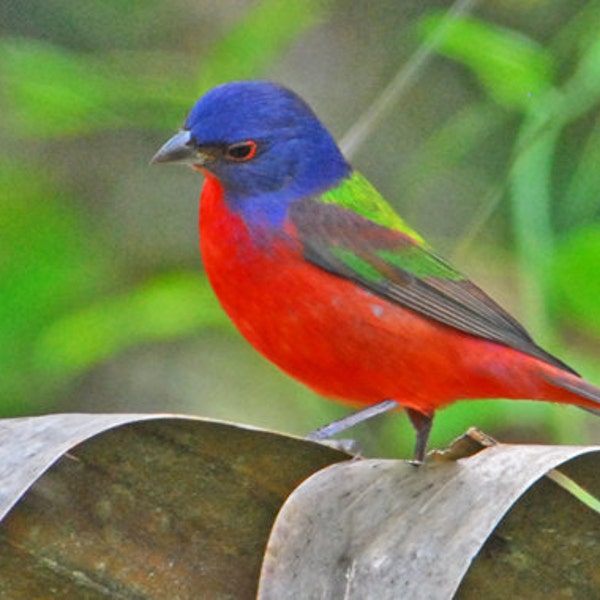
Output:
[
  {"xmin": 406, "ymin": 408, "xmax": 433, "ymax": 465},
  {"xmin": 306, "ymin": 399, "xmax": 398, "ymax": 441}
]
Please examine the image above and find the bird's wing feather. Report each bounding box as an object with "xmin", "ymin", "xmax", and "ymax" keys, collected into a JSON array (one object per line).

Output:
[{"xmin": 289, "ymin": 193, "xmax": 576, "ymax": 374}]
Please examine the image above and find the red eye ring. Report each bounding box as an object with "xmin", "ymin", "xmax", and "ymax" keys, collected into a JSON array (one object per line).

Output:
[{"xmin": 225, "ymin": 140, "xmax": 257, "ymax": 162}]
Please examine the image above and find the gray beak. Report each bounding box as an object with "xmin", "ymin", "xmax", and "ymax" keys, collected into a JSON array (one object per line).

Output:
[{"xmin": 151, "ymin": 130, "xmax": 197, "ymax": 165}]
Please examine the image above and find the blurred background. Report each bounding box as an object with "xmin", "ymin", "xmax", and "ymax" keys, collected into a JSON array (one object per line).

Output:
[{"xmin": 1, "ymin": 0, "xmax": 599, "ymax": 457}]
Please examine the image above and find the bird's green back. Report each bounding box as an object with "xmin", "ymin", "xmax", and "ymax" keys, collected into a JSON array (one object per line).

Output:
[
  {"xmin": 319, "ymin": 171, "xmax": 462, "ymax": 282},
  {"xmin": 320, "ymin": 171, "xmax": 425, "ymax": 243},
  {"xmin": 291, "ymin": 171, "xmax": 571, "ymax": 371}
]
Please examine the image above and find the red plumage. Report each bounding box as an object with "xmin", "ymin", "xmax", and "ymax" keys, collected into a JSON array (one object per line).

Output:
[{"xmin": 200, "ymin": 175, "xmax": 596, "ymax": 417}]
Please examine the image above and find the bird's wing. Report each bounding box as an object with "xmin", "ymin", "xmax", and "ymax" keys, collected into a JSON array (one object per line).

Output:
[{"xmin": 288, "ymin": 189, "xmax": 576, "ymax": 374}]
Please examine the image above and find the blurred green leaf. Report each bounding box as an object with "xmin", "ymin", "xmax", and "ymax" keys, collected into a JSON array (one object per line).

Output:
[
  {"xmin": 561, "ymin": 30, "xmax": 600, "ymax": 118},
  {"xmin": 562, "ymin": 116, "xmax": 600, "ymax": 226},
  {"xmin": 0, "ymin": 161, "xmax": 111, "ymax": 412},
  {"xmin": 419, "ymin": 14, "xmax": 554, "ymax": 110},
  {"xmin": 552, "ymin": 224, "xmax": 600, "ymax": 337},
  {"xmin": 196, "ymin": 0, "xmax": 326, "ymax": 93},
  {"xmin": 0, "ymin": 38, "xmax": 121, "ymax": 137},
  {"xmin": 0, "ymin": 38, "xmax": 200, "ymax": 136},
  {"xmin": 0, "ymin": 0, "xmax": 325, "ymax": 139},
  {"xmin": 419, "ymin": 14, "xmax": 600, "ymax": 341},
  {"xmin": 34, "ymin": 272, "xmax": 231, "ymax": 379}
]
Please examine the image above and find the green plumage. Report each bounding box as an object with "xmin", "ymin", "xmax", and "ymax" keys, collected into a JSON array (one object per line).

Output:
[
  {"xmin": 321, "ymin": 172, "xmax": 425, "ymax": 242},
  {"xmin": 377, "ymin": 248, "xmax": 464, "ymax": 281},
  {"xmin": 330, "ymin": 247, "xmax": 384, "ymax": 282},
  {"xmin": 320, "ymin": 172, "xmax": 463, "ymax": 283},
  {"xmin": 290, "ymin": 175, "xmax": 572, "ymax": 372}
]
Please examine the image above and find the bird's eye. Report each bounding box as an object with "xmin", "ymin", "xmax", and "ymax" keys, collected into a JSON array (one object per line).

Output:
[{"xmin": 225, "ymin": 141, "xmax": 257, "ymax": 162}]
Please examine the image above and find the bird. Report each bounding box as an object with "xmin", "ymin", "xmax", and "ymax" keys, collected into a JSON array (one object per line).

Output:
[{"xmin": 152, "ymin": 80, "xmax": 600, "ymax": 462}]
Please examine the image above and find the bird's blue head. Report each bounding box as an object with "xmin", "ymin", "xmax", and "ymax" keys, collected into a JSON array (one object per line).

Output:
[{"xmin": 153, "ymin": 81, "xmax": 351, "ymax": 225}]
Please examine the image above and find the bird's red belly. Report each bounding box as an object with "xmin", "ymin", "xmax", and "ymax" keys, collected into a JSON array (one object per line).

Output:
[{"xmin": 199, "ymin": 180, "xmax": 544, "ymax": 414}]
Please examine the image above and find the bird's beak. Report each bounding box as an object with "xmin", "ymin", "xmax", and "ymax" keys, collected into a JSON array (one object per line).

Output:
[{"xmin": 151, "ymin": 130, "xmax": 198, "ymax": 165}]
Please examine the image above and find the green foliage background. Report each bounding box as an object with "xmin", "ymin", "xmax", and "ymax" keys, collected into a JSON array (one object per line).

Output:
[{"xmin": 1, "ymin": 0, "xmax": 599, "ymax": 456}]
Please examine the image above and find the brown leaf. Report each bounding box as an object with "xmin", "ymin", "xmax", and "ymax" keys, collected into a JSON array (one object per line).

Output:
[
  {"xmin": 0, "ymin": 414, "xmax": 348, "ymax": 599},
  {"xmin": 258, "ymin": 443, "xmax": 600, "ymax": 599},
  {"xmin": 457, "ymin": 452, "xmax": 600, "ymax": 598}
]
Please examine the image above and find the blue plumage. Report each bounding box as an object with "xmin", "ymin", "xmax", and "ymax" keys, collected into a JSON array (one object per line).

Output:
[{"xmin": 184, "ymin": 81, "xmax": 351, "ymax": 227}]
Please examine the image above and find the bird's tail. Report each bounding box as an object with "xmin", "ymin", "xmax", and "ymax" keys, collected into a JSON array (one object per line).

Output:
[{"xmin": 543, "ymin": 370, "xmax": 600, "ymax": 416}]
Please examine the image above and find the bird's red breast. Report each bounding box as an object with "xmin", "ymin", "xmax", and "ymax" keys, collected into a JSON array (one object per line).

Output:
[{"xmin": 198, "ymin": 175, "xmax": 580, "ymax": 415}]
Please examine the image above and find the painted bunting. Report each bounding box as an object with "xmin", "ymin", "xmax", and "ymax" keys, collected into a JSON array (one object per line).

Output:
[{"xmin": 153, "ymin": 81, "xmax": 600, "ymax": 461}]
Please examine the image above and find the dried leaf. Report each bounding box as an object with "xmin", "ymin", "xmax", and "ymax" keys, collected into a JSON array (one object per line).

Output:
[
  {"xmin": 258, "ymin": 443, "xmax": 600, "ymax": 599},
  {"xmin": 0, "ymin": 414, "xmax": 348, "ymax": 599}
]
